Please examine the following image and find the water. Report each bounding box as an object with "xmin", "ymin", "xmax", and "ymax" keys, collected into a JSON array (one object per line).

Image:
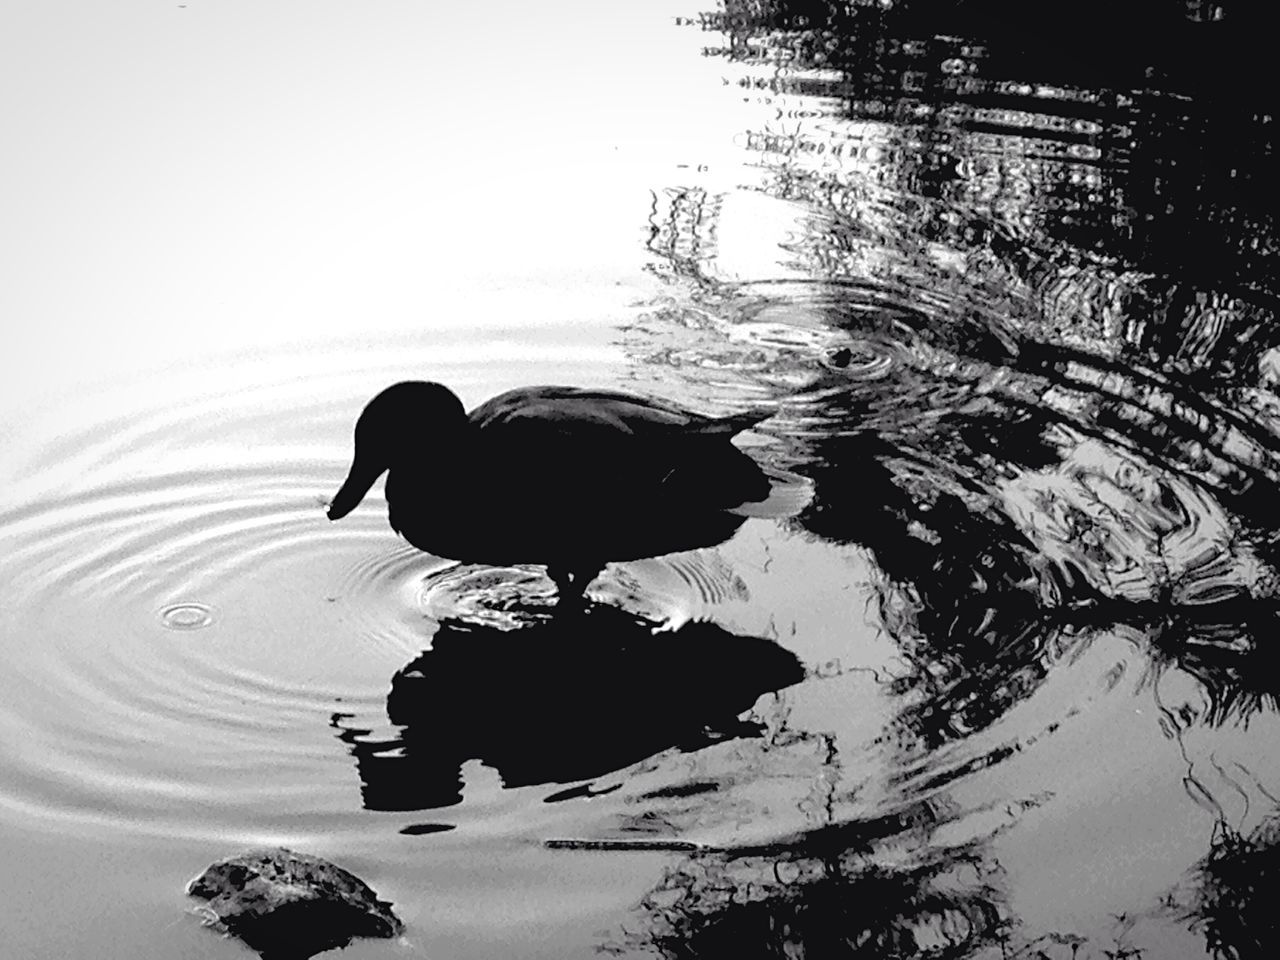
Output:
[{"xmin": 2, "ymin": 2, "xmax": 1278, "ymax": 958}]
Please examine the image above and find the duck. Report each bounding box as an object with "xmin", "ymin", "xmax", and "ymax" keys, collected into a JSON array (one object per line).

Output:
[{"xmin": 327, "ymin": 381, "xmax": 781, "ymax": 602}]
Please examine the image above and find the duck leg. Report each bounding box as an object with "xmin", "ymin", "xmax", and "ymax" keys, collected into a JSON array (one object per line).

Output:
[
  {"xmin": 546, "ymin": 563, "xmax": 602, "ymax": 607},
  {"xmin": 547, "ymin": 565, "xmax": 575, "ymax": 601}
]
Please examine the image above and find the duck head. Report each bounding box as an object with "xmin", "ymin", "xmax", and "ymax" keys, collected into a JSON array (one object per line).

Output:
[{"xmin": 327, "ymin": 381, "xmax": 467, "ymax": 521}]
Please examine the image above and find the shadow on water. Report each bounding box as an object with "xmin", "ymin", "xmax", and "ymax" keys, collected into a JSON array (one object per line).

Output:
[
  {"xmin": 621, "ymin": 0, "xmax": 1280, "ymax": 957},
  {"xmin": 332, "ymin": 605, "xmax": 805, "ymax": 812}
]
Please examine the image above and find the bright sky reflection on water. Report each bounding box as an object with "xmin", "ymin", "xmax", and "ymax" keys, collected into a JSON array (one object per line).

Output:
[{"xmin": 0, "ymin": 0, "xmax": 748, "ymax": 407}]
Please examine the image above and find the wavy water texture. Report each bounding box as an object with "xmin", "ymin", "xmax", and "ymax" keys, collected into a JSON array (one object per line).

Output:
[
  {"xmin": 3, "ymin": 5, "xmax": 1279, "ymax": 960},
  {"xmin": 617, "ymin": 4, "xmax": 1280, "ymax": 959},
  {"xmin": 1002, "ymin": 437, "xmax": 1267, "ymax": 605},
  {"xmin": 0, "ymin": 448, "xmax": 410, "ymax": 838},
  {"xmin": 0, "ymin": 332, "xmax": 685, "ymax": 842}
]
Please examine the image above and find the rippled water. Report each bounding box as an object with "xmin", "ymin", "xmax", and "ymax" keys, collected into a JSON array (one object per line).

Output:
[{"xmin": 4, "ymin": 1, "xmax": 1279, "ymax": 959}]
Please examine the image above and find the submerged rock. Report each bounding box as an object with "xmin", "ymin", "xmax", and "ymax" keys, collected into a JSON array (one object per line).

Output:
[{"xmin": 187, "ymin": 847, "xmax": 403, "ymax": 959}]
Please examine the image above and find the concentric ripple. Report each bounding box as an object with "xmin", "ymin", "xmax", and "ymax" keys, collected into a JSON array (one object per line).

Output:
[
  {"xmin": 0, "ymin": 452, "xmax": 405, "ymax": 838},
  {"xmin": 0, "ymin": 330, "xmax": 650, "ymax": 841},
  {"xmin": 159, "ymin": 602, "xmax": 216, "ymax": 630},
  {"xmin": 410, "ymin": 551, "xmax": 755, "ymax": 631}
]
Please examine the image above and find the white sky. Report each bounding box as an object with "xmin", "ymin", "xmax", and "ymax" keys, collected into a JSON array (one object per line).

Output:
[{"xmin": 1, "ymin": 0, "xmax": 758, "ymax": 406}]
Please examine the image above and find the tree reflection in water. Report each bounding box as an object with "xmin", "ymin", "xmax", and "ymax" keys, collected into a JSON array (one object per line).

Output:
[
  {"xmin": 622, "ymin": 1, "xmax": 1280, "ymax": 957},
  {"xmin": 607, "ymin": 834, "xmax": 1007, "ymax": 958},
  {"xmin": 1180, "ymin": 814, "xmax": 1280, "ymax": 960},
  {"xmin": 605, "ymin": 805, "xmax": 1150, "ymax": 959}
]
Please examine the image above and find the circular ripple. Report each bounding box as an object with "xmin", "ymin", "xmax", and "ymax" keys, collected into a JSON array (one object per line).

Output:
[
  {"xmin": 417, "ymin": 564, "xmax": 559, "ymax": 629},
  {"xmin": 0, "ymin": 319, "xmax": 649, "ymax": 843},
  {"xmin": 0, "ymin": 322, "xmax": 804, "ymax": 842},
  {"xmin": 823, "ymin": 338, "xmax": 899, "ymax": 379},
  {"xmin": 326, "ymin": 543, "xmax": 456, "ymax": 657},
  {"xmin": 404, "ymin": 549, "xmax": 755, "ymax": 631},
  {"xmin": 0, "ymin": 456, "xmax": 395, "ymax": 838},
  {"xmin": 159, "ymin": 602, "xmax": 215, "ymax": 630}
]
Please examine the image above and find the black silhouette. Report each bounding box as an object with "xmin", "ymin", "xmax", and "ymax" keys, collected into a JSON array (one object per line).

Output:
[
  {"xmin": 328, "ymin": 381, "xmax": 783, "ymax": 602},
  {"xmin": 333, "ymin": 605, "xmax": 805, "ymax": 811}
]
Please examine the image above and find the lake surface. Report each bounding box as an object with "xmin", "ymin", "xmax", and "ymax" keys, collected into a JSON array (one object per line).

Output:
[{"xmin": 2, "ymin": 2, "xmax": 1277, "ymax": 958}]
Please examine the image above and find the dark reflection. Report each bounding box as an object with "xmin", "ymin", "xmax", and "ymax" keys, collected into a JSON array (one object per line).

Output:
[
  {"xmin": 785, "ymin": 416, "xmax": 1055, "ymax": 749},
  {"xmin": 677, "ymin": 1, "xmax": 1277, "ymax": 382},
  {"xmin": 783, "ymin": 357, "xmax": 1280, "ymax": 744},
  {"xmin": 1181, "ymin": 813, "xmax": 1280, "ymax": 960},
  {"xmin": 693, "ymin": 0, "xmax": 1272, "ymax": 99},
  {"xmin": 1144, "ymin": 602, "xmax": 1280, "ymax": 727},
  {"xmin": 609, "ymin": 843, "xmax": 1006, "ymax": 958},
  {"xmin": 333, "ymin": 605, "xmax": 805, "ymax": 811},
  {"xmin": 882, "ymin": 592, "xmax": 1280, "ymax": 754},
  {"xmin": 628, "ymin": 1, "xmax": 1280, "ymax": 954},
  {"xmin": 607, "ymin": 807, "xmax": 1170, "ymax": 959},
  {"xmin": 638, "ymin": 0, "xmax": 1280, "ymax": 747},
  {"xmin": 603, "ymin": 790, "xmax": 1174, "ymax": 958}
]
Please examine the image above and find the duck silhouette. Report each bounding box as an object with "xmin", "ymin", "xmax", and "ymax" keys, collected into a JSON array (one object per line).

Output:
[{"xmin": 328, "ymin": 381, "xmax": 784, "ymax": 601}]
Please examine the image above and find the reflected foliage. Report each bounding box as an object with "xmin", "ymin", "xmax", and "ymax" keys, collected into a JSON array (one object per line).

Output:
[
  {"xmin": 1182, "ymin": 814, "xmax": 1280, "ymax": 960},
  {"xmin": 334, "ymin": 606, "xmax": 804, "ymax": 811},
  {"xmin": 1145, "ymin": 602, "xmax": 1280, "ymax": 727},
  {"xmin": 611, "ymin": 803, "xmax": 1158, "ymax": 959},
  {"xmin": 631, "ymin": 1, "xmax": 1280, "ymax": 956},
  {"xmin": 697, "ymin": 0, "xmax": 1276, "ymax": 292},
  {"xmin": 685, "ymin": 0, "xmax": 1278, "ymax": 370},
  {"xmin": 607, "ymin": 823, "xmax": 1008, "ymax": 959},
  {"xmin": 638, "ymin": 0, "xmax": 1280, "ymax": 746},
  {"xmin": 788, "ymin": 360, "xmax": 1279, "ymax": 741},
  {"xmin": 692, "ymin": 0, "xmax": 1270, "ymax": 99}
]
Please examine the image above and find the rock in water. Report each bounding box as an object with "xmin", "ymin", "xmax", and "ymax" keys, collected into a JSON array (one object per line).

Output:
[{"xmin": 187, "ymin": 847, "xmax": 404, "ymax": 959}]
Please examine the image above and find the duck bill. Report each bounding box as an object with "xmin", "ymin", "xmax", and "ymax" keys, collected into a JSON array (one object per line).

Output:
[{"xmin": 327, "ymin": 459, "xmax": 385, "ymax": 520}]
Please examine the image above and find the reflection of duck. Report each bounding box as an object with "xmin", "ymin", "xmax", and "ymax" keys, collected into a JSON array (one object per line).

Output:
[
  {"xmin": 328, "ymin": 381, "xmax": 779, "ymax": 600},
  {"xmin": 335, "ymin": 605, "xmax": 806, "ymax": 811}
]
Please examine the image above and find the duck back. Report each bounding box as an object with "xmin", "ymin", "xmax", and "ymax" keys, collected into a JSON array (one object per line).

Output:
[{"xmin": 387, "ymin": 387, "xmax": 773, "ymax": 566}]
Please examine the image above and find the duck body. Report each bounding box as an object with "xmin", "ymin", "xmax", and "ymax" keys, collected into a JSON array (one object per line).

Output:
[{"xmin": 328, "ymin": 381, "xmax": 776, "ymax": 599}]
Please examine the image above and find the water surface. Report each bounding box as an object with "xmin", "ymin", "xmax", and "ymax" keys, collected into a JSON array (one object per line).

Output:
[{"xmin": 2, "ymin": 1, "xmax": 1278, "ymax": 959}]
